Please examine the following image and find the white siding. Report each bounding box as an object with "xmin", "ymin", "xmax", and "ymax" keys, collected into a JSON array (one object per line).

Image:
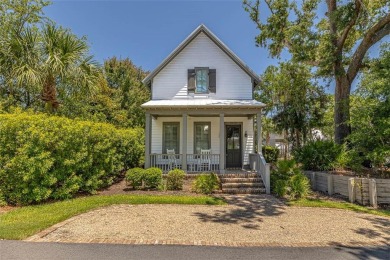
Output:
[
  {"xmin": 151, "ymin": 116, "xmax": 254, "ymax": 166},
  {"xmin": 152, "ymin": 32, "xmax": 253, "ymax": 100}
]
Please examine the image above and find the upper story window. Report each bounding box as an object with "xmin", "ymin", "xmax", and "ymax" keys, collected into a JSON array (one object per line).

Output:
[
  {"xmin": 188, "ymin": 68, "xmax": 216, "ymax": 94},
  {"xmin": 195, "ymin": 68, "xmax": 209, "ymax": 94}
]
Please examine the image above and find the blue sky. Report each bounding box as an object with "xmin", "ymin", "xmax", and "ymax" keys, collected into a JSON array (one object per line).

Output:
[
  {"xmin": 46, "ymin": 0, "xmax": 281, "ymax": 74},
  {"xmin": 45, "ymin": 0, "xmax": 387, "ymax": 92}
]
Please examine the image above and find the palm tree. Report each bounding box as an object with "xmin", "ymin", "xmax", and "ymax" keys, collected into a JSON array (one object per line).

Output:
[
  {"xmin": 0, "ymin": 23, "xmax": 100, "ymax": 112},
  {"xmin": 40, "ymin": 24, "xmax": 100, "ymax": 111}
]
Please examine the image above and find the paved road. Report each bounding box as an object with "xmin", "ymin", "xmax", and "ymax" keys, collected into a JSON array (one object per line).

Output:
[{"xmin": 1, "ymin": 241, "xmax": 389, "ymax": 260}]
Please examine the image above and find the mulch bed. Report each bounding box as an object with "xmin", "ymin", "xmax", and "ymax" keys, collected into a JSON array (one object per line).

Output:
[
  {"xmin": 98, "ymin": 178, "xmax": 204, "ymax": 196},
  {"xmin": 307, "ymin": 191, "xmax": 349, "ymax": 203}
]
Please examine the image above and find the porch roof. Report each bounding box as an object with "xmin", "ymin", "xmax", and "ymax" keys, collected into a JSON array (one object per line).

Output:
[{"xmin": 141, "ymin": 99, "xmax": 266, "ymax": 110}]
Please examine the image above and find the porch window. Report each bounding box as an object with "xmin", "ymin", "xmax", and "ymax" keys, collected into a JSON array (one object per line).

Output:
[
  {"xmin": 163, "ymin": 122, "xmax": 180, "ymax": 154},
  {"xmin": 195, "ymin": 68, "xmax": 209, "ymax": 93},
  {"xmin": 194, "ymin": 122, "xmax": 211, "ymax": 154}
]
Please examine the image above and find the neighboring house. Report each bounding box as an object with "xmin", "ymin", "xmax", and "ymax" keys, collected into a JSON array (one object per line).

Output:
[
  {"xmin": 142, "ymin": 24, "xmax": 266, "ymax": 174},
  {"xmin": 267, "ymin": 132, "xmax": 289, "ymax": 159}
]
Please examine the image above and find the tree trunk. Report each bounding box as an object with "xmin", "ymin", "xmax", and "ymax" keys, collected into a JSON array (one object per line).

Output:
[
  {"xmin": 42, "ymin": 75, "xmax": 59, "ymax": 111},
  {"xmin": 295, "ymin": 128, "xmax": 301, "ymax": 148},
  {"xmin": 334, "ymin": 75, "xmax": 351, "ymax": 144}
]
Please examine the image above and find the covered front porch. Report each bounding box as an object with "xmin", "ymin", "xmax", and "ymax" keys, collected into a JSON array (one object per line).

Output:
[{"xmin": 143, "ymin": 100, "xmax": 265, "ymax": 174}]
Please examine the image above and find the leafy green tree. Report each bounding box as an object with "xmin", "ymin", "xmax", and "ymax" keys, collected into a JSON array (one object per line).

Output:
[
  {"xmin": 0, "ymin": 0, "xmax": 49, "ymax": 35},
  {"xmin": 257, "ymin": 62, "xmax": 327, "ymax": 149},
  {"xmin": 349, "ymin": 44, "xmax": 390, "ymax": 167},
  {"xmin": 0, "ymin": 0, "xmax": 50, "ymax": 110},
  {"xmin": 101, "ymin": 57, "xmax": 150, "ymax": 128},
  {"xmin": 243, "ymin": 0, "xmax": 390, "ymax": 144}
]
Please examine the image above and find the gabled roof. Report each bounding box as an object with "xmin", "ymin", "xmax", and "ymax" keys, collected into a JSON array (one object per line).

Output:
[{"xmin": 142, "ymin": 24, "xmax": 261, "ymax": 85}]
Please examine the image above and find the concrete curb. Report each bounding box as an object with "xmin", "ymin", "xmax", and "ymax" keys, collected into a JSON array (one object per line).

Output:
[{"xmin": 24, "ymin": 237, "xmax": 389, "ymax": 248}]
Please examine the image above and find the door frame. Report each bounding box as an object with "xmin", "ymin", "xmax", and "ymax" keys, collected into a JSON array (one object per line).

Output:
[{"xmin": 224, "ymin": 122, "xmax": 243, "ymax": 169}]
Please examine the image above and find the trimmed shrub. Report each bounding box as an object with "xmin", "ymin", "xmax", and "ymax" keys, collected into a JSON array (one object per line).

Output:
[
  {"xmin": 271, "ymin": 159, "xmax": 310, "ymax": 200},
  {"xmin": 192, "ymin": 173, "xmax": 220, "ymax": 194},
  {"xmin": 166, "ymin": 169, "xmax": 186, "ymax": 190},
  {"xmin": 262, "ymin": 146, "xmax": 279, "ymax": 163},
  {"xmin": 125, "ymin": 168, "xmax": 144, "ymax": 189},
  {"xmin": 293, "ymin": 140, "xmax": 343, "ymax": 171},
  {"xmin": 274, "ymin": 179, "xmax": 288, "ymax": 198},
  {"xmin": 289, "ymin": 173, "xmax": 310, "ymax": 199},
  {"xmin": 0, "ymin": 113, "xmax": 144, "ymax": 205},
  {"xmin": 143, "ymin": 167, "xmax": 163, "ymax": 189}
]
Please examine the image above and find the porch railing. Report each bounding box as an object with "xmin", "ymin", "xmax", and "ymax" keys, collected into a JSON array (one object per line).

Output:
[
  {"xmin": 150, "ymin": 154, "xmax": 183, "ymax": 172},
  {"xmin": 249, "ymin": 153, "xmax": 270, "ymax": 194},
  {"xmin": 186, "ymin": 154, "xmax": 220, "ymax": 173},
  {"xmin": 149, "ymin": 154, "xmax": 220, "ymax": 173}
]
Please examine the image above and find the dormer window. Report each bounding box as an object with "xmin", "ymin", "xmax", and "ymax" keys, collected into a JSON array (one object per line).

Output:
[
  {"xmin": 188, "ymin": 68, "xmax": 216, "ymax": 94},
  {"xmin": 195, "ymin": 68, "xmax": 209, "ymax": 94}
]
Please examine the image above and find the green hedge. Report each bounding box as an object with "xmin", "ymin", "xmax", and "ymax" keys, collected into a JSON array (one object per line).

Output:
[
  {"xmin": 292, "ymin": 140, "xmax": 343, "ymax": 171},
  {"xmin": 0, "ymin": 113, "xmax": 144, "ymax": 205},
  {"xmin": 262, "ymin": 146, "xmax": 280, "ymax": 163}
]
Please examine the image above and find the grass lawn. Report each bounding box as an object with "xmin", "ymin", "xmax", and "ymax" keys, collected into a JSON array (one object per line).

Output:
[
  {"xmin": 288, "ymin": 198, "xmax": 390, "ymax": 218},
  {"xmin": 0, "ymin": 194, "xmax": 225, "ymax": 240}
]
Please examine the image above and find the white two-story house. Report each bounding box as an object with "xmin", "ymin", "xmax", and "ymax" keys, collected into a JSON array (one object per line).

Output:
[{"xmin": 142, "ymin": 24, "xmax": 267, "ymax": 176}]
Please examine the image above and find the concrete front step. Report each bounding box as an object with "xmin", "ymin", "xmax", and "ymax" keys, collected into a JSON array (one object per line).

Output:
[
  {"xmin": 222, "ymin": 182, "xmax": 265, "ymax": 189},
  {"xmin": 218, "ymin": 172, "xmax": 266, "ymax": 194},
  {"xmin": 222, "ymin": 188, "xmax": 266, "ymax": 194},
  {"xmin": 220, "ymin": 177, "xmax": 262, "ymax": 183}
]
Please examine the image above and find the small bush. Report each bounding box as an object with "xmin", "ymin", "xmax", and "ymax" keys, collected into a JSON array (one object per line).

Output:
[
  {"xmin": 271, "ymin": 159, "xmax": 311, "ymax": 200},
  {"xmin": 158, "ymin": 179, "xmax": 168, "ymax": 191},
  {"xmin": 262, "ymin": 146, "xmax": 280, "ymax": 163},
  {"xmin": 125, "ymin": 168, "xmax": 144, "ymax": 189},
  {"xmin": 293, "ymin": 140, "xmax": 343, "ymax": 171},
  {"xmin": 192, "ymin": 173, "xmax": 220, "ymax": 194},
  {"xmin": 143, "ymin": 168, "xmax": 163, "ymax": 189},
  {"xmin": 166, "ymin": 169, "xmax": 186, "ymax": 190},
  {"xmin": 289, "ymin": 173, "xmax": 310, "ymax": 199}
]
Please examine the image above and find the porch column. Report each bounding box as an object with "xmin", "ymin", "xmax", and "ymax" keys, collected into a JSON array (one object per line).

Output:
[
  {"xmin": 257, "ymin": 112, "xmax": 262, "ymax": 154},
  {"xmin": 219, "ymin": 113, "xmax": 225, "ymax": 173},
  {"xmin": 145, "ymin": 113, "xmax": 152, "ymax": 168},
  {"xmin": 182, "ymin": 114, "xmax": 187, "ymax": 171}
]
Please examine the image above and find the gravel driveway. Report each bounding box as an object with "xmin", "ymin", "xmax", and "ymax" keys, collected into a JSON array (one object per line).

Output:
[{"xmin": 27, "ymin": 195, "xmax": 390, "ymax": 247}]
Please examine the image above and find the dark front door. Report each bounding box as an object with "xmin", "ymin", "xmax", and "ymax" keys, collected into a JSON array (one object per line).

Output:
[{"xmin": 226, "ymin": 125, "xmax": 242, "ymax": 168}]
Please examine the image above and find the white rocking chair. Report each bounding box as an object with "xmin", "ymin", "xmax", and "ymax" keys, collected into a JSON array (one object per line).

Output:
[
  {"xmin": 198, "ymin": 149, "xmax": 211, "ymax": 171},
  {"xmin": 167, "ymin": 149, "xmax": 178, "ymax": 170}
]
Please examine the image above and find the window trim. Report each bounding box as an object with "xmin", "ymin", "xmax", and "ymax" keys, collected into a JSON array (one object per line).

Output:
[
  {"xmin": 162, "ymin": 122, "xmax": 180, "ymax": 154},
  {"xmin": 194, "ymin": 67, "xmax": 209, "ymax": 94},
  {"xmin": 193, "ymin": 122, "xmax": 211, "ymax": 154}
]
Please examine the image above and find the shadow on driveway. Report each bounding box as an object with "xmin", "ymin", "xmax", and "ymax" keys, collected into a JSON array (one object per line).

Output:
[
  {"xmin": 193, "ymin": 194, "xmax": 285, "ymax": 229},
  {"xmin": 353, "ymin": 215, "xmax": 390, "ymax": 245}
]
